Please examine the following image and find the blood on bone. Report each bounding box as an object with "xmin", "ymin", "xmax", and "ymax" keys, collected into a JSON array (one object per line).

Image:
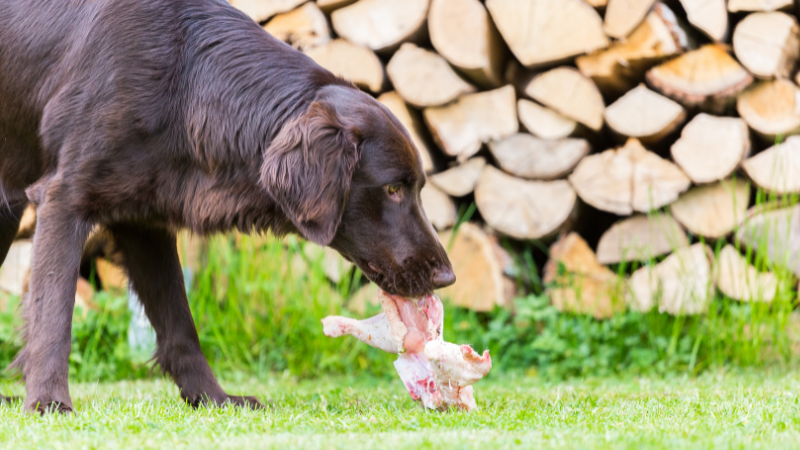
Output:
[{"xmin": 322, "ymin": 290, "xmax": 491, "ymax": 411}]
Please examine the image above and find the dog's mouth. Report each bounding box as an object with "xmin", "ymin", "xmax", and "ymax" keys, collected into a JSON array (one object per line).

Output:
[{"xmin": 360, "ymin": 260, "xmax": 433, "ymax": 298}]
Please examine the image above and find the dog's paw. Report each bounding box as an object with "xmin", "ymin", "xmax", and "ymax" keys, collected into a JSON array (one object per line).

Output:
[{"xmin": 30, "ymin": 401, "xmax": 73, "ymax": 415}]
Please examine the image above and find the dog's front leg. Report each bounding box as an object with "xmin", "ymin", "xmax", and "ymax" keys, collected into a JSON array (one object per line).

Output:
[
  {"xmin": 109, "ymin": 224, "xmax": 262, "ymax": 409},
  {"xmin": 12, "ymin": 183, "xmax": 92, "ymax": 414}
]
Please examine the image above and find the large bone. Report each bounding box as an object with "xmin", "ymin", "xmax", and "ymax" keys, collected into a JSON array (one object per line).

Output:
[{"xmin": 322, "ymin": 290, "xmax": 491, "ymax": 411}]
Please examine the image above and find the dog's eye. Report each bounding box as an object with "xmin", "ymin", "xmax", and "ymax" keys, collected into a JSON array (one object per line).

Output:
[{"xmin": 385, "ymin": 184, "xmax": 402, "ymax": 199}]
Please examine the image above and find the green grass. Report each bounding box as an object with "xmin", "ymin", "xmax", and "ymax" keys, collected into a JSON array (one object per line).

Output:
[{"xmin": 2, "ymin": 370, "xmax": 800, "ymax": 449}]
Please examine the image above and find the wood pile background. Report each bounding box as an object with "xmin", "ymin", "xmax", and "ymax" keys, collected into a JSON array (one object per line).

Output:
[{"xmin": 4, "ymin": 0, "xmax": 800, "ymax": 320}]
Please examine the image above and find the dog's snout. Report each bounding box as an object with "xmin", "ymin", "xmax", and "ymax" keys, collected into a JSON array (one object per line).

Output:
[{"xmin": 431, "ymin": 266, "xmax": 456, "ymax": 289}]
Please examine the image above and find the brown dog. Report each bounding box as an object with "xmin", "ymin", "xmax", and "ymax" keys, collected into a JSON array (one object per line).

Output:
[{"xmin": 0, "ymin": 0, "xmax": 455, "ymax": 413}]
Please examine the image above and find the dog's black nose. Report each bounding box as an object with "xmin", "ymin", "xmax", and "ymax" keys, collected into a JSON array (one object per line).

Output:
[{"xmin": 431, "ymin": 267, "xmax": 456, "ymax": 289}]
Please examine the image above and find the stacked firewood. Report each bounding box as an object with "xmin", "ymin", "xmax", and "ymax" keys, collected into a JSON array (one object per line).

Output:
[{"xmin": 224, "ymin": 0, "xmax": 800, "ymax": 318}]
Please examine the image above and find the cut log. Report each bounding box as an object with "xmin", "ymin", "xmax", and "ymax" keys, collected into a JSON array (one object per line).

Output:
[
  {"xmin": 331, "ymin": 0, "xmax": 429, "ymax": 54},
  {"xmin": 95, "ymin": 258, "xmax": 129, "ymax": 292},
  {"xmin": 377, "ymin": 92, "xmax": 435, "ymax": 173},
  {"xmin": 670, "ymin": 114, "xmax": 750, "ymax": 184},
  {"xmin": 679, "ymin": 0, "xmax": 727, "ymax": 41},
  {"xmin": 604, "ymin": 84, "xmax": 686, "ymax": 144},
  {"xmin": 603, "ymin": 0, "xmax": 658, "ymax": 39},
  {"xmin": 16, "ymin": 204, "xmax": 36, "ymax": 239},
  {"xmin": 517, "ymin": 100, "xmax": 578, "ymax": 140},
  {"xmin": 488, "ymin": 133, "xmax": 590, "ymax": 180},
  {"xmin": 628, "ymin": 243, "xmax": 713, "ymax": 315},
  {"xmin": 714, "ymin": 245, "xmax": 778, "ymax": 302},
  {"xmin": 228, "ymin": 0, "xmax": 305, "ymax": 23},
  {"xmin": 304, "ymin": 243, "xmax": 353, "ymax": 284},
  {"xmin": 596, "ymin": 213, "xmax": 689, "ymax": 265},
  {"xmin": 437, "ymin": 222, "xmax": 515, "ymax": 311},
  {"xmin": 420, "ymin": 184, "xmax": 456, "ymax": 231},
  {"xmin": 346, "ymin": 282, "xmax": 381, "ymax": 316},
  {"xmin": 670, "ymin": 179, "xmax": 750, "ymax": 239},
  {"xmin": 386, "ymin": 43, "xmax": 476, "ymax": 108},
  {"xmin": 576, "ymin": 8, "xmax": 687, "ymax": 98},
  {"xmin": 742, "ymin": 135, "xmax": 800, "ymax": 194},
  {"xmin": 475, "ymin": 165, "xmax": 577, "ymax": 240},
  {"xmin": 523, "ymin": 67, "xmax": 605, "ymax": 131},
  {"xmin": 646, "ymin": 45, "xmax": 753, "ymax": 113},
  {"xmin": 428, "ymin": 0, "xmax": 507, "ymax": 88},
  {"xmin": 737, "ymin": 79, "xmax": 800, "ymax": 141},
  {"xmin": 263, "ymin": 2, "xmax": 330, "ymax": 51},
  {"xmin": 733, "ymin": 12, "xmax": 800, "ymax": 79},
  {"xmin": 0, "ymin": 240, "xmax": 32, "ymax": 296},
  {"xmin": 304, "ymin": 39, "xmax": 385, "ymax": 94},
  {"xmin": 485, "ymin": 0, "xmax": 609, "ymax": 68},
  {"xmin": 568, "ymin": 138, "xmax": 691, "ymax": 215},
  {"xmin": 423, "ymin": 85, "xmax": 518, "ymax": 160},
  {"xmin": 736, "ymin": 203, "xmax": 800, "ymax": 277},
  {"xmin": 316, "ymin": 0, "xmax": 357, "ymax": 14},
  {"xmin": 587, "ymin": 0, "xmax": 608, "ymax": 8},
  {"xmin": 544, "ymin": 232, "xmax": 624, "ymax": 319},
  {"xmin": 429, "ymin": 157, "xmax": 486, "ymax": 197},
  {"xmin": 728, "ymin": 0, "xmax": 794, "ymax": 12}
]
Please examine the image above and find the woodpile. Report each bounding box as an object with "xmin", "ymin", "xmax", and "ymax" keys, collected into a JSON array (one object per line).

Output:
[{"xmin": 208, "ymin": 1, "xmax": 800, "ymax": 318}]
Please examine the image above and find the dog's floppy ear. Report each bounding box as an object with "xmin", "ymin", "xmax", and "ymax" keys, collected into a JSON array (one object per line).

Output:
[{"xmin": 261, "ymin": 101, "xmax": 362, "ymax": 246}]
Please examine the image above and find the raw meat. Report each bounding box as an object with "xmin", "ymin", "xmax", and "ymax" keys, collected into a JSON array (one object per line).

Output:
[{"xmin": 322, "ymin": 290, "xmax": 491, "ymax": 411}]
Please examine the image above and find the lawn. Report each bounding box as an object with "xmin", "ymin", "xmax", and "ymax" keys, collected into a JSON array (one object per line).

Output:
[{"xmin": 1, "ymin": 370, "xmax": 799, "ymax": 450}]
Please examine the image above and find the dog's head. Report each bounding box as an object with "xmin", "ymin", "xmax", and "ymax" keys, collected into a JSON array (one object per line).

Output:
[{"xmin": 261, "ymin": 85, "xmax": 455, "ymax": 297}]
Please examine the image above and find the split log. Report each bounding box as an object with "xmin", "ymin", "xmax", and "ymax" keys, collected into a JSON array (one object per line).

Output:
[
  {"xmin": 487, "ymin": 133, "xmax": 590, "ymax": 180},
  {"xmin": 523, "ymin": 67, "xmax": 605, "ymax": 132},
  {"xmin": 304, "ymin": 243, "xmax": 353, "ymax": 284},
  {"xmin": 331, "ymin": 0, "xmax": 429, "ymax": 54},
  {"xmin": 587, "ymin": 0, "xmax": 608, "ymax": 8},
  {"xmin": 16, "ymin": 204, "xmax": 36, "ymax": 239},
  {"xmin": 628, "ymin": 243, "xmax": 713, "ymax": 315},
  {"xmin": 263, "ymin": 2, "xmax": 330, "ymax": 51},
  {"xmin": 346, "ymin": 282, "xmax": 380, "ymax": 316},
  {"xmin": 305, "ymin": 39, "xmax": 385, "ymax": 94},
  {"xmin": 95, "ymin": 258, "xmax": 129, "ymax": 292},
  {"xmin": 714, "ymin": 245, "xmax": 778, "ymax": 302},
  {"xmin": 386, "ymin": 43, "xmax": 476, "ymax": 108},
  {"xmin": 603, "ymin": 0, "xmax": 657, "ymax": 39},
  {"xmin": 646, "ymin": 45, "xmax": 753, "ymax": 113},
  {"xmin": 670, "ymin": 179, "xmax": 750, "ymax": 239},
  {"xmin": 604, "ymin": 84, "xmax": 686, "ymax": 144},
  {"xmin": 316, "ymin": 0, "xmax": 357, "ymax": 14},
  {"xmin": 428, "ymin": 0, "xmax": 507, "ymax": 88},
  {"xmin": 429, "ymin": 157, "xmax": 486, "ymax": 197},
  {"xmin": 596, "ymin": 213, "xmax": 689, "ymax": 264},
  {"xmin": 475, "ymin": 165, "xmax": 577, "ymax": 240},
  {"xmin": 737, "ymin": 79, "xmax": 800, "ymax": 141},
  {"xmin": 670, "ymin": 114, "xmax": 750, "ymax": 184},
  {"xmin": 568, "ymin": 138, "xmax": 691, "ymax": 215},
  {"xmin": 228, "ymin": 0, "xmax": 305, "ymax": 23},
  {"xmin": 423, "ymin": 85, "xmax": 518, "ymax": 160},
  {"xmin": 736, "ymin": 204, "xmax": 800, "ymax": 277},
  {"xmin": 377, "ymin": 92, "xmax": 435, "ymax": 173},
  {"xmin": 679, "ymin": 0, "xmax": 727, "ymax": 41},
  {"xmin": 517, "ymin": 100, "xmax": 578, "ymax": 140},
  {"xmin": 576, "ymin": 8, "xmax": 687, "ymax": 98},
  {"xmin": 728, "ymin": 0, "xmax": 794, "ymax": 12},
  {"xmin": 485, "ymin": 0, "xmax": 608, "ymax": 68},
  {"xmin": 437, "ymin": 222, "xmax": 515, "ymax": 311},
  {"xmin": 544, "ymin": 232, "xmax": 624, "ymax": 319},
  {"xmin": 742, "ymin": 136, "xmax": 800, "ymax": 194},
  {"xmin": 0, "ymin": 240, "xmax": 32, "ymax": 296},
  {"xmin": 732, "ymin": 12, "xmax": 800, "ymax": 79},
  {"xmin": 420, "ymin": 184, "xmax": 456, "ymax": 231}
]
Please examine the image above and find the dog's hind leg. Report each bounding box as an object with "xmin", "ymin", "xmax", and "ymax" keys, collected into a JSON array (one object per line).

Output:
[
  {"xmin": 109, "ymin": 224, "xmax": 263, "ymax": 409},
  {"xmin": 11, "ymin": 181, "xmax": 91, "ymax": 414}
]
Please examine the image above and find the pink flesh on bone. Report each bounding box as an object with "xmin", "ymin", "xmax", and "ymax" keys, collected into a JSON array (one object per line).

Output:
[{"xmin": 321, "ymin": 290, "xmax": 491, "ymax": 411}]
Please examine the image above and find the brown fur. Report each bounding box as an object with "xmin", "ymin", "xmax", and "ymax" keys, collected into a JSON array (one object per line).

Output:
[{"xmin": 0, "ymin": 0, "xmax": 454, "ymax": 413}]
